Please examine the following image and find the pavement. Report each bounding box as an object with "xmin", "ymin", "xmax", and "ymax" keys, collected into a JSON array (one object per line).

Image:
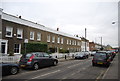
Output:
[
  {"xmin": 58, "ymin": 56, "xmax": 74, "ymax": 62},
  {"xmin": 101, "ymin": 54, "xmax": 118, "ymax": 79}
]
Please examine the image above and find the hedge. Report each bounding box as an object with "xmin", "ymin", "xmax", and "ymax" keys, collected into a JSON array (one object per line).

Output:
[{"xmin": 22, "ymin": 42, "xmax": 48, "ymax": 54}]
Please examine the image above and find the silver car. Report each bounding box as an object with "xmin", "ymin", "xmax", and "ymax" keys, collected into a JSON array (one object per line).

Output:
[{"xmin": 75, "ymin": 52, "xmax": 87, "ymax": 59}]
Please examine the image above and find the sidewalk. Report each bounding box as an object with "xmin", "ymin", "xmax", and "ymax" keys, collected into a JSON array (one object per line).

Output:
[
  {"xmin": 102, "ymin": 54, "xmax": 118, "ymax": 79},
  {"xmin": 58, "ymin": 56, "xmax": 74, "ymax": 62}
]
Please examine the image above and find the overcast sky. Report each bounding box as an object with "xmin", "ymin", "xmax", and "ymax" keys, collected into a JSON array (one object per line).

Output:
[{"xmin": 1, "ymin": 0, "xmax": 119, "ymax": 47}]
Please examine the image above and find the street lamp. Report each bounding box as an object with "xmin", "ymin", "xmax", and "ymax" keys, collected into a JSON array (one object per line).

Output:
[{"xmin": 85, "ymin": 28, "xmax": 87, "ymax": 51}]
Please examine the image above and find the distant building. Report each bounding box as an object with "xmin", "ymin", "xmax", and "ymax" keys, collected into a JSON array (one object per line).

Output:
[
  {"xmin": 81, "ymin": 37, "xmax": 89, "ymax": 51},
  {"xmin": 105, "ymin": 45, "xmax": 112, "ymax": 50},
  {"xmin": 89, "ymin": 42, "xmax": 96, "ymax": 51}
]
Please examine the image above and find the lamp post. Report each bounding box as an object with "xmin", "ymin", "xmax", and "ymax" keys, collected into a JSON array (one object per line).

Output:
[{"xmin": 85, "ymin": 28, "xmax": 87, "ymax": 51}]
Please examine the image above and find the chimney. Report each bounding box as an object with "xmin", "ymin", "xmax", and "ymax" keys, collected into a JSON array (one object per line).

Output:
[
  {"xmin": 57, "ymin": 28, "xmax": 59, "ymax": 31},
  {"xmin": 19, "ymin": 16, "xmax": 21, "ymax": 19}
]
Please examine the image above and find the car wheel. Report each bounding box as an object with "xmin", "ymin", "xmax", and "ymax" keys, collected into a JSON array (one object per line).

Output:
[
  {"xmin": 105, "ymin": 63, "xmax": 110, "ymax": 67},
  {"xmin": 10, "ymin": 67, "xmax": 18, "ymax": 75},
  {"xmin": 33, "ymin": 63, "xmax": 39, "ymax": 70},
  {"xmin": 53, "ymin": 61, "xmax": 57, "ymax": 66},
  {"xmin": 92, "ymin": 63, "xmax": 95, "ymax": 66}
]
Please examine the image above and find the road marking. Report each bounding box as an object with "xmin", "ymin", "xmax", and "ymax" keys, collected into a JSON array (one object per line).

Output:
[
  {"xmin": 102, "ymin": 60, "xmax": 114, "ymax": 79},
  {"xmin": 31, "ymin": 70, "xmax": 61, "ymax": 79},
  {"xmin": 96, "ymin": 70, "xmax": 105, "ymax": 80},
  {"xmin": 67, "ymin": 59, "xmax": 91, "ymax": 69},
  {"xmin": 20, "ymin": 68, "xmax": 49, "ymax": 75},
  {"xmin": 67, "ymin": 63, "xmax": 80, "ymax": 68}
]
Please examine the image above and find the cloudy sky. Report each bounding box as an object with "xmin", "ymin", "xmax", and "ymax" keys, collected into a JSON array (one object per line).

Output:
[{"xmin": 1, "ymin": 0, "xmax": 119, "ymax": 47}]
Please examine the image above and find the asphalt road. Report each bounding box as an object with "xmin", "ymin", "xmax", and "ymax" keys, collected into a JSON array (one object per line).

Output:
[{"xmin": 2, "ymin": 56, "xmax": 109, "ymax": 80}]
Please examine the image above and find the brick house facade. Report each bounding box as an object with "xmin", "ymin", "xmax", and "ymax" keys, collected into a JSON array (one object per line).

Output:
[{"xmin": 0, "ymin": 9, "xmax": 82, "ymax": 55}]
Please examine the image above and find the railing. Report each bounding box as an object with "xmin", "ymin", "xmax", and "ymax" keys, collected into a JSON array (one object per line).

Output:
[
  {"xmin": 0, "ymin": 53, "xmax": 76, "ymax": 64},
  {"xmin": 51, "ymin": 53, "xmax": 76, "ymax": 58},
  {"xmin": 0, "ymin": 55, "xmax": 22, "ymax": 63}
]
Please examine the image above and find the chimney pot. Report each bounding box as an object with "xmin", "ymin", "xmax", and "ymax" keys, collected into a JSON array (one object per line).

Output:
[
  {"xmin": 19, "ymin": 16, "xmax": 21, "ymax": 18},
  {"xmin": 57, "ymin": 28, "xmax": 59, "ymax": 31}
]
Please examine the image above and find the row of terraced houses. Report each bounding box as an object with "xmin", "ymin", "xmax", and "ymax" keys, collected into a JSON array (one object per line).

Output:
[{"xmin": 0, "ymin": 8, "xmax": 105, "ymax": 56}]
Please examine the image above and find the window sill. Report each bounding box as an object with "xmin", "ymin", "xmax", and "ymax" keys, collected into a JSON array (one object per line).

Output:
[
  {"xmin": 37, "ymin": 39, "xmax": 41, "ymax": 41},
  {"xmin": 5, "ymin": 35, "xmax": 12, "ymax": 38},
  {"xmin": 30, "ymin": 39, "xmax": 34, "ymax": 41},
  {"xmin": 14, "ymin": 53, "xmax": 21, "ymax": 55},
  {"xmin": 17, "ymin": 37, "xmax": 23, "ymax": 39}
]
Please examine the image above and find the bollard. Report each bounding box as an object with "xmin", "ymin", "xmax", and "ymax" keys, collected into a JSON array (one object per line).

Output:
[
  {"xmin": 65, "ymin": 55, "xmax": 66, "ymax": 59},
  {"xmin": 56, "ymin": 56, "xmax": 57, "ymax": 58},
  {"xmin": 72, "ymin": 54, "xmax": 74, "ymax": 58}
]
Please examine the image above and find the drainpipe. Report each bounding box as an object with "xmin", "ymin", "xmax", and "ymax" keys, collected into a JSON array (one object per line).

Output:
[{"xmin": 0, "ymin": 8, "xmax": 3, "ymax": 54}]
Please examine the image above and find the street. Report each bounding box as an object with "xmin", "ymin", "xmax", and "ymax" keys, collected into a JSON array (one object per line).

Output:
[{"xmin": 2, "ymin": 56, "xmax": 113, "ymax": 80}]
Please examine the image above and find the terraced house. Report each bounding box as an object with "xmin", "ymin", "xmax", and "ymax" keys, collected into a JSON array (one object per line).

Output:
[{"xmin": 0, "ymin": 9, "xmax": 82, "ymax": 55}]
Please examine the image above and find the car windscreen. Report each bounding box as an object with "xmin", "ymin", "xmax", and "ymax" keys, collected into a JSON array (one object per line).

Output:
[
  {"xmin": 76, "ymin": 53, "xmax": 84, "ymax": 55},
  {"xmin": 94, "ymin": 53, "xmax": 107, "ymax": 60}
]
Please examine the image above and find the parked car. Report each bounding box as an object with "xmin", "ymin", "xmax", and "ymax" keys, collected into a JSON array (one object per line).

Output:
[
  {"xmin": 109, "ymin": 50, "xmax": 116, "ymax": 58},
  {"xmin": 19, "ymin": 52, "xmax": 58, "ymax": 70},
  {"xmin": 83, "ymin": 51, "xmax": 89, "ymax": 58},
  {"xmin": 92, "ymin": 52, "xmax": 111, "ymax": 67},
  {"xmin": 90, "ymin": 51, "xmax": 96, "ymax": 56},
  {"xmin": 0, "ymin": 63, "xmax": 19, "ymax": 76},
  {"xmin": 75, "ymin": 52, "xmax": 87, "ymax": 59}
]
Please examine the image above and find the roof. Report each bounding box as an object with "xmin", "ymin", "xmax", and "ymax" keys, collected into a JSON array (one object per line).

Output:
[{"xmin": 2, "ymin": 12, "xmax": 81, "ymax": 40}]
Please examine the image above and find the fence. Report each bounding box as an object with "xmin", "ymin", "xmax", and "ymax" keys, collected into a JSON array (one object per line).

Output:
[
  {"xmin": 0, "ymin": 55, "xmax": 22, "ymax": 63},
  {"xmin": 0, "ymin": 53, "xmax": 76, "ymax": 64}
]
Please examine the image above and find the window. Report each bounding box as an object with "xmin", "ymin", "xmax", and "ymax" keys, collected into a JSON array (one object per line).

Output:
[
  {"xmin": 17, "ymin": 28, "xmax": 23, "ymax": 39},
  {"xmin": 14, "ymin": 44, "xmax": 21, "ymax": 54},
  {"xmin": 61, "ymin": 38, "xmax": 64, "ymax": 44},
  {"xmin": 30, "ymin": 31, "xmax": 34, "ymax": 40},
  {"xmin": 67, "ymin": 39, "xmax": 69, "ymax": 44},
  {"xmin": 6, "ymin": 27, "xmax": 13, "ymax": 37},
  {"xmin": 72, "ymin": 40, "xmax": 74, "ymax": 45},
  {"xmin": 37, "ymin": 32, "xmax": 41, "ymax": 41},
  {"xmin": 47, "ymin": 35, "xmax": 50, "ymax": 42},
  {"xmin": 78, "ymin": 41, "xmax": 80, "ymax": 46},
  {"xmin": 57, "ymin": 37, "xmax": 60, "ymax": 43},
  {"xmin": 75, "ymin": 41, "xmax": 76, "ymax": 45},
  {"xmin": 70, "ymin": 40, "xmax": 71, "ymax": 45},
  {"xmin": 52, "ymin": 36, "xmax": 55, "ymax": 43}
]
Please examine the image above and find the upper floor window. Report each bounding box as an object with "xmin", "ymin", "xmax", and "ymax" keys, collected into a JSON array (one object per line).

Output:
[
  {"xmin": 17, "ymin": 28, "xmax": 23, "ymax": 39},
  {"xmin": 67, "ymin": 39, "xmax": 69, "ymax": 44},
  {"xmin": 30, "ymin": 31, "xmax": 34, "ymax": 40},
  {"xmin": 52, "ymin": 36, "xmax": 55, "ymax": 43},
  {"xmin": 75, "ymin": 41, "xmax": 76, "ymax": 45},
  {"xmin": 37, "ymin": 32, "xmax": 41, "ymax": 41},
  {"xmin": 78, "ymin": 41, "xmax": 81, "ymax": 46},
  {"xmin": 70, "ymin": 40, "xmax": 72, "ymax": 45},
  {"xmin": 72, "ymin": 40, "xmax": 74, "ymax": 45},
  {"xmin": 57, "ymin": 37, "xmax": 60, "ymax": 43},
  {"xmin": 6, "ymin": 26, "xmax": 13, "ymax": 37},
  {"xmin": 47, "ymin": 35, "xmax": 50, "ymax": 42},
  {"xmin": 61, "ymin": 38, "xmax": 64, "ymax": 44}
]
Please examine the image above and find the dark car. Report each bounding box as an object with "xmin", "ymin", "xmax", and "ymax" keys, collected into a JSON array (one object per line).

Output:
[
  {"xmin": 75, "ymin": 52, "xmax": 87, "ymax": 59},
  {"xmin": 0, "ymin": 63, "xmax": 19, "ymax": 76},
  {"xmin": 109, "ymin": 50, "xmax": 116, "ymax": 58},
  {"xmin": 92, "ymin": 52, "xmax": 111, "ymax": 67},
  {"xmin": 19, "ymin": 52, "xmax": 58, "ymax": 70}
]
